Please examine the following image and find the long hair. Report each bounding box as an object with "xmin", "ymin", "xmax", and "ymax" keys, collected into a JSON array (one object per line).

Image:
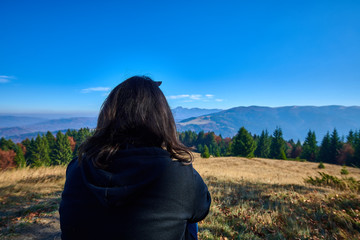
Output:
[{"xmin": 78, "ymin": 76, "xmax": 193, "ymax": 169}]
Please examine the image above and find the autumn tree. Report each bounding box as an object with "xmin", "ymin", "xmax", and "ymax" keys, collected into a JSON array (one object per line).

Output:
[{"xmin": 0, "ymin": 149, "xmax": 16, "ymax": 170}]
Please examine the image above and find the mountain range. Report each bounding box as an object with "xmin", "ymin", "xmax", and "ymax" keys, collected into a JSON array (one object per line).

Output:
[
  {"xmin": 1, "ymin": 105, "xmax": 360, "ymax": 142},
  {"xmin": 177, "ymin": 105, "xmax": 360, "ymax": 141},
  {"xmin": 0, "ymin": 107, "xmax": 222, "ymax": 142}
]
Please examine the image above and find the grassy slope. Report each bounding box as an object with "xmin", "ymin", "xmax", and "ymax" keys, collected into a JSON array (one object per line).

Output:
[
  {"xmin": 0, "ymin": 156, "xmax": 359, "ymax": 239},
  {"xmin": 193, "ymin": 155, "xmax": 360, "ymax": 239}
]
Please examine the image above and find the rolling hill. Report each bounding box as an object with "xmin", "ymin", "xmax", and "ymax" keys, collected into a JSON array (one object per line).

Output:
[
  {"xmin": 177, "ymin": 105, "xmax": 360, "ymax": 140},
  {"xmin": 2, "ymin": 106, "xmax": 360, "ymax": 142}
]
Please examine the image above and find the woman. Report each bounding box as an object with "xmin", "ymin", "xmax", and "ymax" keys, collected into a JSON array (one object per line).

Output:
[{"xmin": 59, "ymin": 76, "xmax": 211, "ymax": 240}]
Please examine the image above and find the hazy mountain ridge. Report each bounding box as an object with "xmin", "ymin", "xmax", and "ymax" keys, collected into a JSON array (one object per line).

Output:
[
  {"xmin": 177, "ymin": 105, "xmax": 360, "ymax": 141},
  {"xmin": 0, "ymin": 117, "xmax": 97, "ymax": 141},
  {"xmin": 171, "ymin": 106, "xmax": 222, "ymax": 121},
  {"xmin": 2, "ymin": 106, "xmax": 360, "ymax": 142},
  {"xmin": 0, "ymin": 107, "xmax": 221, "ymax": 141},
  {"xmin": 0, "ymin": 116, "xmax": 47, "ymax": 128}
]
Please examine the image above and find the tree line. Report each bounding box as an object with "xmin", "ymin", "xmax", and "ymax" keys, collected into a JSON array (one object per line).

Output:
[
  {"xmin": 179, "ymin": 127, "xmax": 360, "ymax": 167},
  {"xmin": 1, "ymin": 127, "xmax": 360, "ymax": 169},
  {"xmin": 0, "ymin": 128, "xmax": 92, "ymax": 169}
]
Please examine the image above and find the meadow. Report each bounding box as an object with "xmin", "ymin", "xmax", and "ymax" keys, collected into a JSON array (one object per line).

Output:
[{"xmin": 0, "ymin": 155, "xmax": 359, "ymax": 239}]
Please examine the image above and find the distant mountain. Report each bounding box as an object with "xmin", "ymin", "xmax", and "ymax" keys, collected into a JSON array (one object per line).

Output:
[
  {"xmin": 0, "ymin": 116, "xmax": 47, "ymax": 128},
  {"xmin": 3, "ymin": 106, "xmax": 359, "ymax": 142},
  {"xmin": 171, "ymin": 107, "xmax": 222, "ymax": 121},
  {"xmin": 5, "ymin": 129, "xmax": 69, "ymax": 143},
  {"xmin": 0, "ymin": 107, "xmax": 221, "ymax": 141},
  {"xmin": 176, "ymin": 106, "xmax": 360, "ymax": 141},
  {"xmin": 0, "ymin": 117, "xmax": 97, "ymax": 140}
]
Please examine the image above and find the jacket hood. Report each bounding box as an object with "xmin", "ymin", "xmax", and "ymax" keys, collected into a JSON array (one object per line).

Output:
[{"xmin": 80, "ymin": 147, "xmax": 172, "ymax": 207}]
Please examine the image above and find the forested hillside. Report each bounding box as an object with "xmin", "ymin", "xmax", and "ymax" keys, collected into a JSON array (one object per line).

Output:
[
  {"xmin": 1, "ymin": 126, "xmax": 360, "ymax": 170},
  {"xmin": 177, "ymin": 105, "xmax": 360, "ymax": 140}
]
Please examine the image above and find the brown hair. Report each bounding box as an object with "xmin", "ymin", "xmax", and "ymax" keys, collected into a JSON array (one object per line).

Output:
[{"xmin": 78, "ymin": 76, "xmax": 193, "ymax": 169}]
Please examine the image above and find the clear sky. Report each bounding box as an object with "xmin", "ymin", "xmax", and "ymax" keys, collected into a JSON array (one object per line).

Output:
[{"xmin": 0, "ymin": 0, "xmax": 359, "ymax": 114}]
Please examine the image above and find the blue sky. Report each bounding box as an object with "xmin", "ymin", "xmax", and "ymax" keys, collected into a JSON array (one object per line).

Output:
[{"xmin": 0, "ymin": 0, "xmax": 359, "ymax": 114}]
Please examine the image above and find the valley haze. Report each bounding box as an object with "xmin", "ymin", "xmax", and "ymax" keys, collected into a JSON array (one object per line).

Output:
[{"xmin": 1, "ymin": 105, "xmax": 360, "ymax": 142}]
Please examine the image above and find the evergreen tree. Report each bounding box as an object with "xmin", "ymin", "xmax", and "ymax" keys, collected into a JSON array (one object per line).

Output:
[
  {"xmin": 33, "ymin": 134, "xmax": 51, "ymax": 167},
  {"xmin": 270, "ymin": 127, "xmax": 286, "ymax": 159},
  {"xmin": 46, "ymin": 131, "xmax": 57, "ymax": 163},
  {"xmin": 201, "ymin": 145, "xmax": 210, "ymax": 158},
  {"xmin": 232, "ymin": 127, "xmax": 256, "ymax": 157},
  {"xmin": 196, "ymin": 131, "xmax": 205, "ymax": 146},
  {"xmin": 318, "ymin": 132, "xmax": 331, "ymax": 163},
  {"xmin": 214, "ymin": 146, "xmax": 221, "ymax": 157},
  {"xmin": 197, "ymin": 144, "xmax": 203, "ymax": 154},
  {"xmin": 254, "ymin": 130, "xmax": 271, "ymax": 158},
  {"xmin": 225, "ymin": 141, "xmax": 233, "ymax": 156},
  {"xmin": 22, "ymin": 138, "xmax": 37, "ymax": 166},
  {"xmin": 301, "ymin": 130, "xmax": 318, "ymax": 161},
  {"xmin": 54, "ymin": 131, "xmax": 73, "ymax": 165},
  {"xmin": 14, "ymin": 143, "xmax": 26, "ymax": 168},
  {"xmin": 329, "ymin": 128, "xmax": 342, "ymax": 164},
  {"xmin": 347, "ymin": 130, "xmax": 355, "ymax": 145},
  {"xmin": 351, "ymin": 130, "xmax": 360, "ymax": 167},
  {"xmin": 0, "ymin": 138, "xmax": 16, "ymax": 151}
]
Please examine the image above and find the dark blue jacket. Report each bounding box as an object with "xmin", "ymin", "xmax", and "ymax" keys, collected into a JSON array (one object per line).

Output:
[{"xmin": 59, "ymin": 147, "xmax": 211, "ymax": 240}]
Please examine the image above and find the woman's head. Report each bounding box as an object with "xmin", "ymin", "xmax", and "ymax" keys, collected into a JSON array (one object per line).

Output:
[{"xmin": 78, "ymin": 76, "xmax": 193, "ymax": 168}]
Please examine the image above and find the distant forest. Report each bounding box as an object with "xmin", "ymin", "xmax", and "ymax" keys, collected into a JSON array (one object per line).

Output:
[{"xmin": 0, "ymin": 127, "xmax": 359, "ymax": 169}]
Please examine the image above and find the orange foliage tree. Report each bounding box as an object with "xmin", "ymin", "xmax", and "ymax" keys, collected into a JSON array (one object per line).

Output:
[
  {"xmin": 0, "ymin": 149, "xmax": 16, "ymax": 170},
  {"xmin": 67, "ymin": 136, "xmax": 76, "ymax": 152}
]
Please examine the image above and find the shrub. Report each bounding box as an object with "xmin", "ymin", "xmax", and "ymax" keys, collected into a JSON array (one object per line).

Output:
[
  {"xmin": 341, "ymin": 166, "xmax": 349, "ymax": 175},
  {"xmin": 318, "ymin": 162, "xmax": 325, "ymax": 169},
  {"xmin": 305, "ymin": 172, "xmax": 360, "ymax": 193}
]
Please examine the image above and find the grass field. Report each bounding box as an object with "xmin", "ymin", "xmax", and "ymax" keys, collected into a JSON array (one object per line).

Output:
[{"xmin": 1, "ymin": 155, "xmax": 360, "ymax": 239}]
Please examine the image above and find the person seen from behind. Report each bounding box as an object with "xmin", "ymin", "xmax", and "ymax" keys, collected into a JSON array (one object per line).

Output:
[{"xmin": 59, "ymin": 76, "xmax": 211, "ymax": 240}]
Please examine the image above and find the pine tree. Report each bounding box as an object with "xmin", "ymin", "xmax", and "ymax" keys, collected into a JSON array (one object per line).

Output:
[
  {"xmin": 329, "ymin": 128, "xmax": 342, "ymax": 164},
  {"xmin": 14, "ymin": 143, "xmax": 26, "ymax": 168},
  {"xmin": 46, "ymin": 131, "xmax": 57, "ymax": 163},
  {"xmin": 33, "ymin": 134, "xmax": 51, "ymax": 167},
  {"xmin": 201, "ymin": 145, "xmax": 210, "ymax": 158},
  {"xmin": 197, "ymin": 144, "xmax": 203, "ymax": 153},
  {"xmin": 270, "ymin": 127, "xmax": 286, "ymax": 159},
  {"xmin": 54, "ymin": 131, "xmax": 73, "ymax": 165},
  {"xmin": 0, "ymin": 138, "xmax": 16, "ymax": 151},
  {"xmin": 347, "ymin": 130, "xmax": 355, "ymax": 145},
  {"xmin": 214, "ymin": 146, "xmax": 221, "ymax": 157},
  {"xmin": 318, "ymin": 132, "xmax": 331, "ymax": 163},
  {"xmin": 301, "ymin": 130, "xmax": 318, "ymax": 161},
  {"xmin": 254, "ymin": 130, "xmax": 271, "ymax": 158},
  {"xmin": 22, "ymin": 138, "xmax": 36, "ymax": 166},
  {"xmin": 351, "ymin": 130, "xmax": 360, "ymax": 167},
  {"xmin": 232, "ymin": 127, "xmax": 256, "ymax": 157}
]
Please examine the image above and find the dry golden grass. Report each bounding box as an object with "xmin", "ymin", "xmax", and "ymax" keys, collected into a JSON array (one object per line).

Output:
[
  {"xmin": 193, "ymin": 154, "xmax": 360, "ymax": 185},
  {"xmin": 0, "ymin": 166, "xmax": 66, "ymax": 198},
  {"xmin": 192, "ymin": 154, "xmax": 360, "ymax": 240},
  {"xmin": 1, "ymin": 155, "xmax": 360, "ymax": 239},
  {"xmin": 0, "ymin": 166, "xmax": 66, "ymax": 238}
]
